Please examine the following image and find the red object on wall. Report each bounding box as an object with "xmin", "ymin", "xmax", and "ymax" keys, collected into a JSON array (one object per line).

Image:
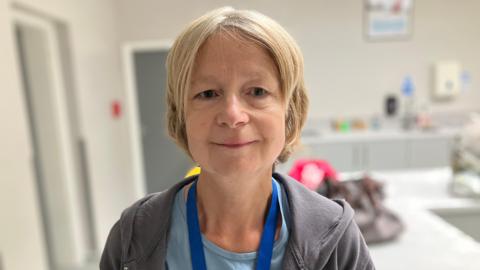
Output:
[{"xmin": 111, "ymin": 100, "xmax": 122, "ymax": 119}]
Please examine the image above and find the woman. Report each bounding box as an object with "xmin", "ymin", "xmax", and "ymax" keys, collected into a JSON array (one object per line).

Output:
[{"xmin": 101, "ymin": 7, "xmax": 375, "ymax": 270}]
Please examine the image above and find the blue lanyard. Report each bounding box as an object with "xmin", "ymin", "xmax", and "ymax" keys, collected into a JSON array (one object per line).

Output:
[{"xmin": 186, "ymin": 179, "xmax": 279, "ymax": 270}]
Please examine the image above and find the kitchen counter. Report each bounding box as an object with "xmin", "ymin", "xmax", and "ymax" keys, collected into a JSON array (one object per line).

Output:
[{"xmin": 339, "ymin": 168, "xmax": 480, "ymax": 270}]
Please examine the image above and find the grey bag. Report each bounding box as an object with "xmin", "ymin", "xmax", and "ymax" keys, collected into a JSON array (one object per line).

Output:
[{"xmin": 317, "ymin": 175, "xmax": 404, "ymax": 244}]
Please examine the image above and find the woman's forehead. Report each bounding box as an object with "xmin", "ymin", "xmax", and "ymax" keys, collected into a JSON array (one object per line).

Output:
[
  {"xmin": 191, "ymin": 32, "xmax": 279, "ymax": 83},
  {"xmin": 201, "ymin": 31, "xmax": 268, "ymax": 55},
  {"xmin": 191, "ymin": 70, "xmax": 274, "ymax": 85}
]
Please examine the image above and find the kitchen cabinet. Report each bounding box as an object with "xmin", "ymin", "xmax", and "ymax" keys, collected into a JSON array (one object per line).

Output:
[
  {"xmin": 366, "ymin": 139, "xmax": 409, "ymax": 170},
  {"xmin": 407, "ymin": 136, "xmax": 454, "ymax": 169},
  {"xmin": 306, "ymin": 139, "xmax": 408, "ymax": 172},
  {"xmin": 300, "ymin": 130, "xmax": 456, "ymax": 172},
  {"xmin": 307, "ymin": 142, "xmax": 356, "ymax": 171}
]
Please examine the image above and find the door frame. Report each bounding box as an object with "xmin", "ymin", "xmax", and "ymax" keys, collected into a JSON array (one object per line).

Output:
[
  {"xmin": 12, "ymin": 8, "xmax": 91, "ymax": 268},
  {"xmin": 122, "ymin": 40, "xmax": 173, "ymax": 199}
]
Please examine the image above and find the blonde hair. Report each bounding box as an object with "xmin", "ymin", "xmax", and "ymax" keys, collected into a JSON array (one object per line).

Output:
[{"xmin": 166, "ymin": 7, "xmax": 309, "ymax": 163}]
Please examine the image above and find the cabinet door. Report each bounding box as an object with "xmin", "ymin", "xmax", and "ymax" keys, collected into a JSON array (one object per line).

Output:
[
  {"xmin": 408, "ymin": 137, "xmax": 453, "ymax": 168},
  {"xmin": 364, "ymin": 139, "xmax": 408, "ymax": 171},
  {"xmin": 307, "ymin": 142, "xmax": 356, "ymax": 172}
]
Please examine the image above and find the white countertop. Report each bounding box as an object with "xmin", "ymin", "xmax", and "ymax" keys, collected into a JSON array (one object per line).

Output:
[{"xmin": 339, "ymin": 168, "xmax": 480, "ymax": 270}]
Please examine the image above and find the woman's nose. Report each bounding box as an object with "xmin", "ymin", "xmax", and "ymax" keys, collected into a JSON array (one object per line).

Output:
[{"xmin": 216, "ymin": 95, "xmax": 249, "ymax": 128}]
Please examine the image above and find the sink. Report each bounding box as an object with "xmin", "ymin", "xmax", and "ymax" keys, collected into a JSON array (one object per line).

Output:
[{"xmin": 430, "ymin": 206, "xmax": 480, "ymax": 242}]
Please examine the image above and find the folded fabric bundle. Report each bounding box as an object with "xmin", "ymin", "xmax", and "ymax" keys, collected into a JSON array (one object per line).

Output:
[{"xmin": 289, "ymin": 159, "xmax": 404, "ymax": 244}]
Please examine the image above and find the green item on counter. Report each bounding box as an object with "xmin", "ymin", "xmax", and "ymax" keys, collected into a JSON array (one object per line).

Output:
[{"xmin": 340, "ymin": 121, "xmax": 350, "ymax": 132}]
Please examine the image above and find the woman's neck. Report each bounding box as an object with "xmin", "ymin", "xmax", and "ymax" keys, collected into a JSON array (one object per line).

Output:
[{"xmin": 184, "ymin": 168, "xmax": 279, "ymax": 252}]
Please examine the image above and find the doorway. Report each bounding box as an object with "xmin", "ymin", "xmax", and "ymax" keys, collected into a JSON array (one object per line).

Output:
[
  {"xmin": 123, "ymin": 41, "xmax": 192, "ymax": 196},
  {"xmin": 13, "ymin": 9, "xmax": 96, "ymax": 270}
]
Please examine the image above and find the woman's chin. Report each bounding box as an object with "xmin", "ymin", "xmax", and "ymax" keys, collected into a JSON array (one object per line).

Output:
[{"xmin": 205, "ymin": 160, "xmax": 270, "ymax": 178}]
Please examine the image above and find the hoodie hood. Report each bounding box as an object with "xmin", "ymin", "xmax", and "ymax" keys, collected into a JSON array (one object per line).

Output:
[{"xmin": 273, "ymin": 172, "xmax": 356, "ymax": 269}]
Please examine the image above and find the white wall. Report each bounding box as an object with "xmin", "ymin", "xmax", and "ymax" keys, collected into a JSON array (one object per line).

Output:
[
  {"xmin": 117, "ymin": 0, "xmax": 480, "ymax": 119},
  {"xmin": 0, "ymin": 0, "xmax": 136, "ymax": 269}
]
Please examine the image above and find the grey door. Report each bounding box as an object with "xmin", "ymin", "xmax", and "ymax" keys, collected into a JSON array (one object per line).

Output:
[{"xmin": 134, "ymin": 50, "xmax": 192, "ymax": 193}]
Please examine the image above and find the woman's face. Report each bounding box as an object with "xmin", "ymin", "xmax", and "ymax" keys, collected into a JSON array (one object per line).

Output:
[{"xmin": 185, "ymin": 32, "xmax": 286, "ymax": 178}]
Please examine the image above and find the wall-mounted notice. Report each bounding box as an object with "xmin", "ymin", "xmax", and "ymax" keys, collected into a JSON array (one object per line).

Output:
[{"xmin": 365, "ymin": 0, "xmax": 413, "ymax": 41}]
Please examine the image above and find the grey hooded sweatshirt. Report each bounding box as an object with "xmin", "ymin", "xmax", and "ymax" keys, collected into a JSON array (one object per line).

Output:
[{"xmin": 100, "ymin": 172, "xmax": 375, "ymax": 270}]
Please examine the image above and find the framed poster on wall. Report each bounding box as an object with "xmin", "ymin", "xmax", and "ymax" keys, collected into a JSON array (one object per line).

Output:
[{"xmin": 364, "ymin": 0, "xmax": 414, "ymax": 41}]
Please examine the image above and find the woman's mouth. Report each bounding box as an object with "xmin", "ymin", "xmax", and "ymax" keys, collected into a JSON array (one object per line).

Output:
[{"xmin": 214, "ymin": 141, "xmax": 257, "ymax": 148}]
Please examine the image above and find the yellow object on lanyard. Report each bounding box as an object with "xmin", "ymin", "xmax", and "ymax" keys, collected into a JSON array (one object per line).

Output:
[{"xmin": 185, "ymin": 166, "xmax": 201, "ymax": 178}]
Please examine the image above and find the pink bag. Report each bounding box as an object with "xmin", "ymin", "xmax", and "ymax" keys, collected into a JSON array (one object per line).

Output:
[{"xmin": 288, "ymin": 159, "xmax": 338, "ymax": 190}]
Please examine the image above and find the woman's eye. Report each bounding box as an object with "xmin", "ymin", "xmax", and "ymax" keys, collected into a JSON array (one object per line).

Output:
[
  {"xmin": 251, "ymin": 87, "xmax": 268, "ymax": 97},
  {"xmin": 196, "ymin": 90, "xmax": 218, "ymax": 99}
]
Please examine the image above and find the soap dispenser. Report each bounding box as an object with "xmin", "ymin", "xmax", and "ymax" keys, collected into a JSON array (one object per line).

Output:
[{"xmin": 401, "ymin": 75, "xmax": 416, "ymax": 130}]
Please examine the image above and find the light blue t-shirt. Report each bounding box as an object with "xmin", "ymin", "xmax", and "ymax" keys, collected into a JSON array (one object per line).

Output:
[{"xmin": 165, "ymin": 178, "xmax": 289, "ymax": 270}]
